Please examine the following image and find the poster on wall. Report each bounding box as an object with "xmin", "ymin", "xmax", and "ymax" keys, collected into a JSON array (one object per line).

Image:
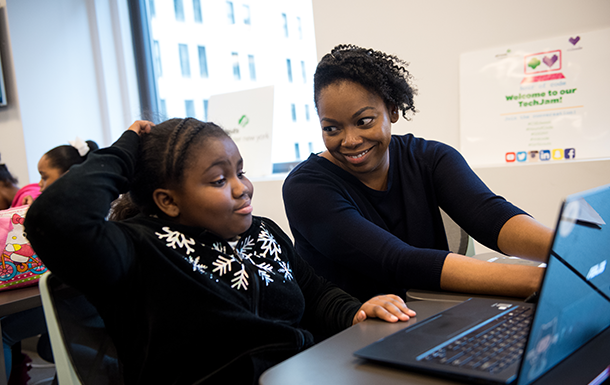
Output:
[
  {"xmin": 460, "ymin": 28, "xmax": 610, "ymax": 167},
  {"xmin": 208, "ymin": 86, "xmax": 274, "ymax": 178}
]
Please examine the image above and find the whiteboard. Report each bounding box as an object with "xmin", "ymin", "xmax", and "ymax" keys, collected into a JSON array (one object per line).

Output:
[{"xmin": 460, "ymin": 28, "xmax": 610, "ymax": 167}]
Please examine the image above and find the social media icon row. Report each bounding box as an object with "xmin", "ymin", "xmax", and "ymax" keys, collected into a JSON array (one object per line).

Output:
[{"xmin": 505, "ymin": 148, "xmax": 576, "ymax": 163}]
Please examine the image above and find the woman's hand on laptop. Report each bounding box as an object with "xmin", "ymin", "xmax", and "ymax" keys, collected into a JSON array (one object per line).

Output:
[{"xmin": 353, "ymin": 294, "xmax": 416, "ymax": 325}]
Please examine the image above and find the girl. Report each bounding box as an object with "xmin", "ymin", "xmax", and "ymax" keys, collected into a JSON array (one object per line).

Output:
[
  {"xmin": 0, "ymin": 161, "xmax": 42, "ymax": 383},
  {"xmin": 282, "ymin": 44, "xmax": 554, "ymax": 302},
  {"xmin": 24, "ymin": 118, "xmax": 414, "ymax": 384},
  {"xmin": 37, "ymin": 138, "xmax": 99, "ymax": 192},
  {"xmin": 1, "ymin": 138, "xmax": 97, "ymax": 382},
  {"xmin": 0, "ymin": 162, "xmax": 40, "ymax": 209}
]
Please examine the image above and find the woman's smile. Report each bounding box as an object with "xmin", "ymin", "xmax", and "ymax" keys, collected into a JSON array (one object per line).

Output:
[{"xmin": 342, "ymin": 147, "xmax": 373, "ymax": 164}]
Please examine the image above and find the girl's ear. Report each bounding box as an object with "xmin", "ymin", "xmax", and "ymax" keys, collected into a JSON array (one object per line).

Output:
[{"xmin": 152, "ymin": 188, "xmax": 180, "ymax": 218}]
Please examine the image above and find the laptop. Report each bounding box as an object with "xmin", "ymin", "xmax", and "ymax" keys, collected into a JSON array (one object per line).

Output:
[{"xmin": 355, "ymin": 183, "xmax": 610, "ymax": 384}]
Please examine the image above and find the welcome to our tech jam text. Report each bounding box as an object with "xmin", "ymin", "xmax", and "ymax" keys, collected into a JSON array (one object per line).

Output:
[
  {"xmin": 504, "ymin": 87, "xmax": 577, "ymax": 108},
  {"xmin": 503, "ymin": 81, "xmax": 578, "ymax": 164}
]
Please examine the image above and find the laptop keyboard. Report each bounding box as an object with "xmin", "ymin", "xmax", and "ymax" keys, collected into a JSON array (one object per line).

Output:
[{"xmin": 422, "ymin": 306, "xmax": 533, "ymax": 373}]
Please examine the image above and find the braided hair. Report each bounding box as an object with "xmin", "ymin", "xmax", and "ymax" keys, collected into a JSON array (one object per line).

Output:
[
  {"xmin": 110, "ymin": 118, "xmax": 229, "ymax": 220},
  {"xmin": 314, "ymin": 44, "xmax": 417, "ymax": 120}
]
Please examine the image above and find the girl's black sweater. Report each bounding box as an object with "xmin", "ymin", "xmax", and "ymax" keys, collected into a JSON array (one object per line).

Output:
[{"xmin": 25, "ymin": 131, "xmax": 361, "ymax": 384}]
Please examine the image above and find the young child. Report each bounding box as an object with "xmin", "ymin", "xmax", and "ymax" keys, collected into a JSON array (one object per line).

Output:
[
  {"xmin": 0, "ymin": 159, "xmax": 43, "ymax": 383},
  {"xmin": 0, "ymin": 161, "xmax": 41, "ymax": 209},
  {"xmin": 37, "ymin": 137, "xmax": 99, "ymax": 192},
  {"xmin": 1, "ymin": 138, "xmax": 99, "ymax": 383},
  {"xmin": 24, "ymin": 118, "xmax": 415, "ymax": 384}
]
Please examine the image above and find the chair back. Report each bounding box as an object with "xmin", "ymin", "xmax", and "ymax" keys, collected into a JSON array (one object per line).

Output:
[
  {"xmin": 39, "ymin": 272, "xmax": 123, "ymax": 385},
  {"xmin": 439, "ymin": 209, "xmax": 471, "ymax": 256}
]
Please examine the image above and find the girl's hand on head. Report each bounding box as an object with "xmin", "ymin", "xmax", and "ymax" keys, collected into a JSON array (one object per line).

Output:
[
  {"xmin": 128, "ymin": 120, "xmax": 154, "ymax": 136},
  {"xmin": 352, "ymin": 294, "xmax": 416, "ymax": 325}
]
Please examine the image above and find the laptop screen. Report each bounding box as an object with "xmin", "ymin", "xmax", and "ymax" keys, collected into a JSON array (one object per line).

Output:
[{"xmin": 518, "ymin": 184, "xmax": 610, "ymax": 385}]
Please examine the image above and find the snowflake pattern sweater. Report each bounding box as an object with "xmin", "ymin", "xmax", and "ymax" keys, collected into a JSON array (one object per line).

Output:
[{"xmin": 25, "ymin": 131, "xmax": 362, "ymax": 385}]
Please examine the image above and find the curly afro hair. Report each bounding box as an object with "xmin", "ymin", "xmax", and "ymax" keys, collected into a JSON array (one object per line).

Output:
[{"xmin": 314, "ymin": 44, "xmax": 417, "ymax": 120}]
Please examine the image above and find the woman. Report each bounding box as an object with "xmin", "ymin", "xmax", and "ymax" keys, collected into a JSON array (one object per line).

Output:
[{"xmin": 282, "ymin": 44, "xmax": 553, "ymax": 302}]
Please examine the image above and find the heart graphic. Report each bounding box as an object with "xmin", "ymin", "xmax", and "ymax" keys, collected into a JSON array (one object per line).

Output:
[
  {"xmin": 569, "ymin": 36, "xmax": 580, "ymax": 45},
  {"xmin": 543, "ymin": 55, "xmax": 558, "ymax": 68}
]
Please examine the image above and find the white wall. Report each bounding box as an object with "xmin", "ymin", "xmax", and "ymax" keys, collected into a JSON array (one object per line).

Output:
[
  {"xmin": 0, "ymin": 0, "xmax": 139, "ymax": 185},
  {"xmin": 311, "ymin": 0, "xmax": 610, "ymax": 147},
  {"xmin": 251, "ymin": 176, "xmax": 291, "ymax": 237}
]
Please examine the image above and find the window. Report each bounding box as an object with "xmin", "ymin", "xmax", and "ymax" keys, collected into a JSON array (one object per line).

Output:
[
  {"xmin": 132, "ymin": 0, "xmax": 322, "ymax": 172},
  {"xmin": 198, "ymin": 46, "xmax": 209, "ymax": 78},
  {"xmin": 281, "ymin": 13, "xmax": 288, "ymax": 37},
  {"xmin": 185, "ymin": 99, "xmax": 195, "ymax": 117},
  {"xmin": 149, "ymin": 0, "xmax": 156, "ymax": 17},
  {"xmin": 300, "ymin": 60, "xmax": 306, "ymax": 83},
  {"xmin": 294, "ymin": 143, "xmax": 301, "ymax": 160},
  {"xmin": 286, "ymin": 59, "xmax": 292, "ymax": 82},
  {"xmin": 226, "ymin": 1, "xmax": 235, "ymax": 24},
  {"xmin": 174, "ymin": 0, "xmax": 185, "ymax": 22},
  {"xmin": 193, "ymin": 0, "xmax": 203, "ymax": 23},
  {"xmin": 232, "ymin": 52, "xmax": 241, "ymax": 80},
  {"xmin": 243, "ymin": 4, "xmax": 251, "ymax": 25},
  {"xmin": 160, "ymin": 99, "xmax": 167, "ymax": 118},
  {"xmin": 297, "ymin": 16, "xmax": 302, "ymax": 39},
  {"xmin": 248, "ymin": 55, "xmax": 256, "ymax": 81},
  {"xmin": 179, "ymin": 44, "xmax": 191, "ymax": 77},
  {"xmin": 153, "ymin": 40, "xmax": 162, "ymax": 77},
  {"xmin": 308, "ymin": 142, "xmax": 313, "ymax": 154}
]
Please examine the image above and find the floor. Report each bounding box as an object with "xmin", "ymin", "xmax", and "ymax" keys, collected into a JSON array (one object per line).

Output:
[{"xmin": 15, "ymin": 335, "xmax": 55, "ymax": 385}]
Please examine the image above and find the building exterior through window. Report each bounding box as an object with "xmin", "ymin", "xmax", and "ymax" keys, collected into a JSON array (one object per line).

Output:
[{"xmin": 147, "ymin": 0, "xmax": 323, "ymax": 169}]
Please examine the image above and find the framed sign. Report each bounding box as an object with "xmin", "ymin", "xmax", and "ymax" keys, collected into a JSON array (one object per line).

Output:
[{"xmin": 460, "ymin": 28, "xmax": 610, "ymax": 167}]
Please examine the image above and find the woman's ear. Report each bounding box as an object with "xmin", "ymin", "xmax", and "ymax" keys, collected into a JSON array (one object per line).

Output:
[
  {"xmin": 390, "ymin": 105, "xmax": 399, "ymax": 123},
  {"xmin": 152, "ymin": 188, "xmax": 180, "ymax": 218}
]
